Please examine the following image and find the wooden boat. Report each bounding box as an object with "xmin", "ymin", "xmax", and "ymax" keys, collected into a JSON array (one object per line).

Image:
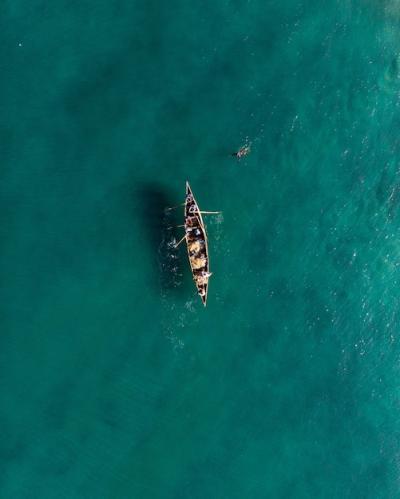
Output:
[{"xmin": 184, "ymin": 182, "xmax": 212, "ymax": 306}]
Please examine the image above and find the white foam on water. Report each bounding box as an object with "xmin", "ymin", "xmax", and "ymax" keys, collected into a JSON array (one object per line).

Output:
[{"xmin": 164, "ymin": 325, "xmax": 185, "ymax": 352}]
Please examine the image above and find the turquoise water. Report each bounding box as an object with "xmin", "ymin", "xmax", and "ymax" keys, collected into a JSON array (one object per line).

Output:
[{"xmin": 2, "ymin": 1, "xmax": 400, "ymax": 497}]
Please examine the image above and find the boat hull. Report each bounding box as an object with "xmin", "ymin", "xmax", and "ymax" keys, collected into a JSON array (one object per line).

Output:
[{"xmin": 184, "ymin": 182, "xmax": 210, "ymax": 306}]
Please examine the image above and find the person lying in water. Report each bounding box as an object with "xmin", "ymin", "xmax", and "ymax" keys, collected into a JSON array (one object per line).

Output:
[{"xmin": 232, "ymin": 144, "xmax": 251, "ymax": 159}]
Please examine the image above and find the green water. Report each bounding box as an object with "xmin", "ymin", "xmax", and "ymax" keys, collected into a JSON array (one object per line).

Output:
[{"xmin": 2, "ymin": 1, "xmax": 400, "ymax": 497}]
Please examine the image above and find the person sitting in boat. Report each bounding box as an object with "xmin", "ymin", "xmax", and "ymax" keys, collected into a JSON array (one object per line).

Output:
[
  {"xmin": 195, "ymin": 274, "xmax": 206, "ymax": 285},
  {"xmin": 186, "ymin": 216, "xmax": 199, "ymax": 228},
  {"xmin": 232, "ymin": 144, "xmax": 251, "ymax": 159},
  {"xmin": 189, "ymin": 240, "xmax": 201, "ymax": 255},
  {"xmin": 192, "ymin": 256, "xmax": 207, "ymax": 270},
  {"xmin": 196, "ymin": 271, "xmax": 212, "ymax": 286}
]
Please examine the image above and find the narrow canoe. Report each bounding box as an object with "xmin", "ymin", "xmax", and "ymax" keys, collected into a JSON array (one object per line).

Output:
[{"xmin": 184, "ymin": 182, "xmax": 211, "ymax": 306}]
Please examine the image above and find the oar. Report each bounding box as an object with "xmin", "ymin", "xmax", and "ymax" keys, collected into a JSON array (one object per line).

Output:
[
  {"xmin": 166, "ymin": 224, "xmax": 185, "ymax": 230},
  {"xmin": 199, "ymin": 211, "xmax": 222, "ymax": 215},
  {"xmin": 165, "ymin": 203, "xmax": 185, "ymax": 212},
  {"xmin": 174, "ymin": 234, "xmax": 187, "ymax": 248}
]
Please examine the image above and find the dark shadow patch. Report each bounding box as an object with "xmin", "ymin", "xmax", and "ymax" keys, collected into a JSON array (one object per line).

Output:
[
  {"xmin": 0, "ymin": 421, "xmax": 27, "ymax": 463},
  {"xmin": 246, "ymin": 219, "xmax": 276, "ymax": 271},
  {"xmin": 44, "ymin": 379, "xmax": 74, "ymax": 431},
  {"xmin": 136, "ymin": 182, "xmax": 185, "ymax": 293},
  {"xmin": 61, "ymin": 17, "xmax": 166, "ymax": 160},
  {"xmin": 303, "ymin": 285, "xmax": 333, "ymax": 333},
  {"xmin": 247, "ymin": 320, "xmax": 278, "ymax": 351}
]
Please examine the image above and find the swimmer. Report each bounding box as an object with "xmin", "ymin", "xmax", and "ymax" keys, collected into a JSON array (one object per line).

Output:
[{"xmin": 232, "ymin": 144, "xmax": 251, "ymax": 159}]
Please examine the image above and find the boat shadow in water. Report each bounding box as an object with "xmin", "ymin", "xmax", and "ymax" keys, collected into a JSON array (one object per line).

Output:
[{"xmin": 137, "ymin": 183, "xmax": 185, "ymax": 293}]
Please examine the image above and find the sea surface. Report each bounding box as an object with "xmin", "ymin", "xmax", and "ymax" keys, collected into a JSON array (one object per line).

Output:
[{"xmin": 2, "ymin": 1, "xmax": 400, "ymax": 497}]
